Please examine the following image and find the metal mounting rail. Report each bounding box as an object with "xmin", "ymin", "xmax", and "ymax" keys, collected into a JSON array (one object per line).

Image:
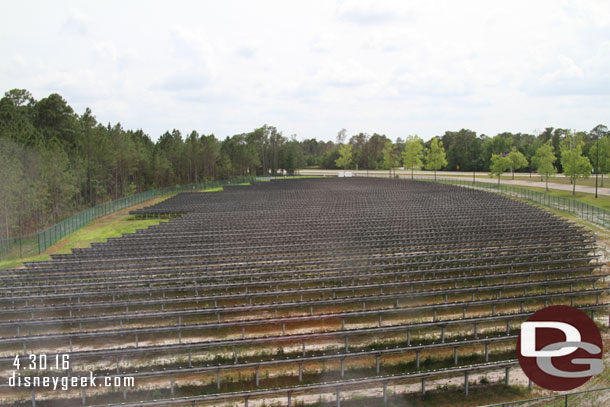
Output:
[
  {"xmin": 1, "ymin": 335, "xmax": 519, "ymax": 381},
  {"xmin": 1, "ymin": 293, "xmax": 606, "ymax": 345},
  {"xmin": 85, "ymin": 360, "xmax": 521, "ymax": 407},
  {"xmin": 71, "ymin": 234, "xmax": 593, "ymax": 254},
  {"xmin": 0, "ymin": 252, "xmax": 597, "ymax": 284},
  {"xmin": 0, "ymin": 274, "xmax": 604, "ymax": 326},
  {"xmin": 20, "ymin": 247, "xmax": 593, "ymax": 271},
  {"xmin": 3, "ymin": 304, "xmax": 607, "ymax": 363},
  {"xmin": 2, "ymin": 270, "xmax": 602, "ymax": 315},
  {"xmin": 0, "ymin": 262, "xmax": 598, "ymax": 300},
  {"xmin": 57, "ymin": 239, "xmax": 590, "ymax": 260}
]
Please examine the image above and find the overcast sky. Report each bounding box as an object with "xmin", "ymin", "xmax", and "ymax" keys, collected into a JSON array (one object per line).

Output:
[{"xmin": 1, "ymin": 0, "xmax": 609, "ymax": 142}]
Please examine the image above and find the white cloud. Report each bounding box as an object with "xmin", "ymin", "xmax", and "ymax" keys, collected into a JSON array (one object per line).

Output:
[
  {"xmin": 392, "ymin": 69, "xmax": 472, "ymax": 98},
  {"xmin": 37, "ymin": 68, "xmax": 111, "ymax": 104},
  {"xmin": 281, "ymin": 80, "xmax": 320, "ymax": 102},
  {"xmin": 336, "ymin": 0, "xmax": 411, "ymax": 25},
  {"xmin": 91, "ymin": 42, "xmax": 118, "ymax": 63},
  {"xmin": 235, "ymin": 44, "xmax": 257, "ymax": 59},
  {"xmin": 168, "ymin": 26, "xmax": 215, "ymax": 66},
  {"xmin": 2, "ymin": 55, "xmax": 29, "ymax": 78},
  {"xmin": 148, "ymin": 27, "xmax": 221, "ymax": 101},
  {"xmin": 524, "ymin": 41, "xmax": 610, "ymax": 96},
  {"xmin": 1, "ymin": 0, "xmax": 609, "ymax": 141},
  {"xmin": 540, "ymin": 55, "xmax": 585, "ymax": 86},
  {"xmin": 154, "ymin": 71, "xmax": 209, "ymax": 92},
  {"xmin": 59, "ymin": 10, "xmax": 91, "ymax": 37},
  {"xmin": 315, "ymin": 60, "xmax": 375, "ymax": 87}
]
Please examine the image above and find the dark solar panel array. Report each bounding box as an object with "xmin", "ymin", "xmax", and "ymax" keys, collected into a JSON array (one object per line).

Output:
[{"xmin": 0, "ymin": 178, "xmax": 605, "ymax": 407}]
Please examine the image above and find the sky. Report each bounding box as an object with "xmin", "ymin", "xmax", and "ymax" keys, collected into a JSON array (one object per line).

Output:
[{"xmin": 1, "ymin": 0, "xmax": 610, "ymax": 142}]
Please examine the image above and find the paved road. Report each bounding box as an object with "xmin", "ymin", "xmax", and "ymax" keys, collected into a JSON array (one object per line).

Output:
[{"xmin": 299, "ymin": 169, "xmax": 610, "ymax": 197}]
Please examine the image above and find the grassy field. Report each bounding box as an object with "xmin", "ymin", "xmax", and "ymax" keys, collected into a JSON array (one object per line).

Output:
[
  {"xmin": 199, "ymin": 182, "xmax": 252, "ymax": 192},
  {"xmin": 200, "ymin": 177, "xmax": 326, "ymax": 191},
  {"xmin": 0, "ymin": 196, "xmax": 171, "ymax": 269},
  {"xmin": 511, "ymin": 185, "xmax": 610, "ymax": 211},
  {"xmin": 275, "ymin": 175, "xmax": 327, "ymax": 179},
  {"xmin": 0, "ymin": 183, "xmax": 254, "ymax": 269}
]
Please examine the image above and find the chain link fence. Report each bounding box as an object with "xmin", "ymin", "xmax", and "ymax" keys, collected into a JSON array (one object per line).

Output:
[{"xmin": 0, "ymin": 176, "xmax": 255, "ymax": 261}]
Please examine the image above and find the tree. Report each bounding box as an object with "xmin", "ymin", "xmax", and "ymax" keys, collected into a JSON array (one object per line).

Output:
[
  {"xmin": 0, "ymin": 89, "xmax": 40, "ymax": 146},
  {"xmin": 560, "ymin": 133, "xmax": 592, "ymax": 195},
  {"xmin": 282, "ymin": 146, "xmax": 296, "ymax": 175},
  {"xmin": 3, "ymin": 88, "xmax": 34, "ymax": 107},
  {"xmin": 513, "ymin": 133, "xmax": 537, "ymax": 174},
  {"xmin": 40, "ymin": 141, "xmax": 78, "ymax": 222},
  {"xmin": 302, "ymin": 138, "xmax": 333, "ymax": 168},
  {"xmin": 280, "ymin": 137, "xmax": 304, "ymax": 175},
  {"xmin": 489, "ymin": 154, "xmax": 511, "ymax": 185},
  {"xmin": 34, "ymin": 93, "xmax": 79, "ymax": 149},
  {"xmin": 335, "ymin": 143, "xmax": 353, "ymax": 170},
  {"xmin": 79, "ymin": 108, "xmax": 97, "ymax": 204},
  {"xmin": 531, "ymin": 141, "xmax": 557, "ymax": 191},
  {"xmin": 402, "ymin": 135, "xmax": 424, "ymax": 179},
  {"xmin": 336, "ymin": 128, "xmax": 347, "ymax": 144},
  {"xmin": 381, "ymin": 140, "xmax": 400, "ymax": 177},
  {"xmin": 222, "ymin": 133, "xmax": 260, "ymax": 177},
  {"xmin": 349, "ymin": 133, "xmax": 369, "ymax": 171},
  {"xmin": 0, "ymin": 138, "xmax": 23, "ymax": 249},
  {"xmin": 424, "ymin": 137, "xmax": 447, "ymax": 181},
  {"xmin": 551, "ymin": 128, "xmax": 570, "ymax": 173},
  {"xmin": 201, "ymin": 134, "xmax": 221, "ymax": 179},
  {"xmin": 367, "ymin": 133, "xmax": 390, "ymax": 170},
  {"xmin": 442, "ymin": 129, "xmax": 478, "ymax": 171},
  {"xmin": 506, "ymin": 147, "xmax": 528, "ymax": 179},
  {"xmin": 588, "ymin": 125, "xmax": 610, "ymax": 187},
  {"xmin": 186, "ymin": 130, "xmax": 201, "ymax": 183},
  {"xmin": 267, "ymin": 127, "xmax": 285, "ymax": 175},
  {"xmin": 589, "ymin": 136, "xmax": 610, "ymax": 187},
  {"xmin": 108, "ymin": 123, "xmax": 137, "ymax": 198}
]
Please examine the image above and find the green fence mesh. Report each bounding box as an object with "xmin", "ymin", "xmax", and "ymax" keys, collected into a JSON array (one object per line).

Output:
[{"xmin": 0, "ymin": 177, "xmax": 255, "ymax": 261}]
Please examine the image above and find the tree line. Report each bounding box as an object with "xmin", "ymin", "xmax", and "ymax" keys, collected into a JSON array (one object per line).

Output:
[
  {"xmin": 1, "ymin": 88, "xmax": 608, "ymax": 243},
  {"xmin": 334, "ymin": 126, "xmax": 608, "ymax": 194},
  {"xmin": 326, "ymin": 127, "xmax": 608, "ymax": 184}
]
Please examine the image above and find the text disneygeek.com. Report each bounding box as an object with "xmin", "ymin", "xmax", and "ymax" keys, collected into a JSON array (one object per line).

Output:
[{"xmin": 7, "ymin": 354, "xmax": 134, "ymax": 390}]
